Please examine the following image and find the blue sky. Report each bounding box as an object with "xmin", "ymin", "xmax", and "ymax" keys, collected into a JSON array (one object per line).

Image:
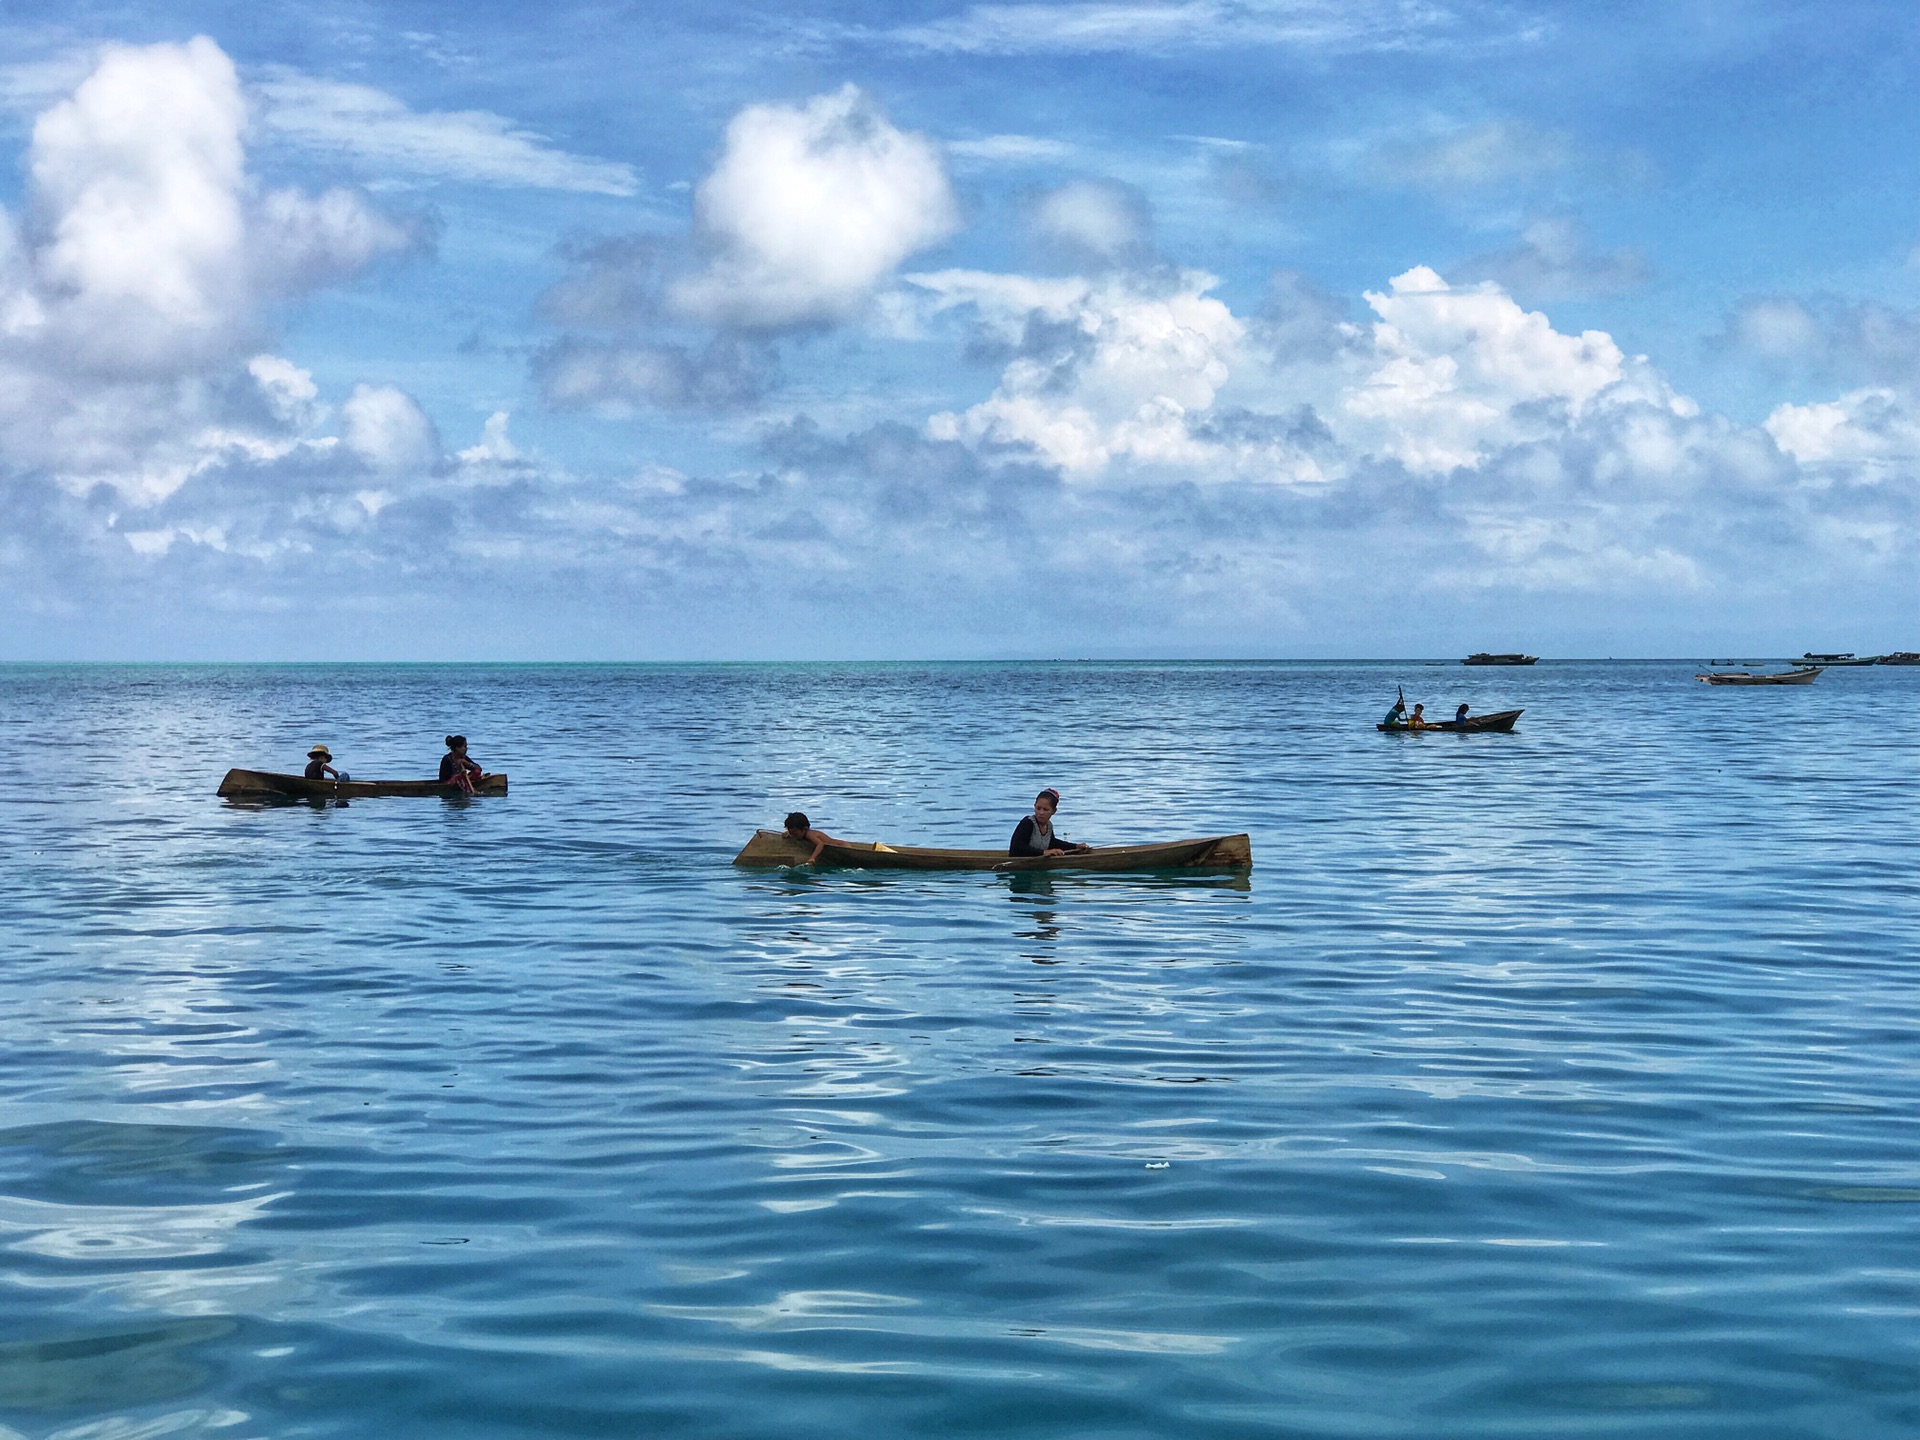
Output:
[{"xmin": 0, "ymin": 1, "xmax": 1914, "ymax": 658}]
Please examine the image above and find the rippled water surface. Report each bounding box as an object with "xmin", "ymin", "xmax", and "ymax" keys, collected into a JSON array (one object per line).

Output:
[{"xmin": 1, "ymin": 661, "xmax": 1915, "ymax": 1439}]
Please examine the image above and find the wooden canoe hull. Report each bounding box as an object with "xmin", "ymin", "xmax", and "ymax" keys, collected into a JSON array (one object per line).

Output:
[
  {"xmin": 1694, "ymin": 668, "xmax": 1822, "ymax": 685},
  {"xmin": 218, "ymin": 768, "xmax": 509, "ymax": 799},
  {"xmin": 733, "ymin": 830, "xmax": 1252, "ymax": 872},
  {"xmin": 1378, "ymin": 708, "xmax": 1523, "ymax": 733}
]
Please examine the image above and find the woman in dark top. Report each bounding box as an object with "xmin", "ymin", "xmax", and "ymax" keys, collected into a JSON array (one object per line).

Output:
[
  {"xmin": 439, "ymin": 735, "xmax": 485, "ymax": 793},
  {"xmin": 1009, "ymin": 788, "xmax": 1090, "ymax": 857},
  {"xmin": 304, "ymin": 745, "xmax": 340, "ymax": 780}
]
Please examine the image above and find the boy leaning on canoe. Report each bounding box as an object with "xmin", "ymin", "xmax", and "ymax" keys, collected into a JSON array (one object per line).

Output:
[{"xmin": 784, "ymin": 812, "xmax": 839, "ymax": 864}]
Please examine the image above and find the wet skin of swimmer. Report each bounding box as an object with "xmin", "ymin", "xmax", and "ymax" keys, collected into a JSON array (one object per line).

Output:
[
  {"xmin": 784, "ymin": 812, "xmax": 840, "ymax": 865},
  {"xmin": 1009, "ymin": 788, "xmax": 1092, "ymax": 857}
]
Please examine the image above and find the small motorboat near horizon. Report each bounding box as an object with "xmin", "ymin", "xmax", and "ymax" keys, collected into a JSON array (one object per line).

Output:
[
  {"xmin": 732, "ymin": 831, "xmax": 1252, "ymax": 872},
  {"xmin": 218, "ymin": 768, "xmax": 509, "ymax": 799},
  {"xmin": 1463, "ymin": 653, "xmax": 1538, "ymax": 665},
  {"xmin": 1695, "ymin": 667, "xmax": 1822, "ymax": 686},
  {"xmin": 1803, "ymin": 652, "xmax": 1880, "ymax": 666},
  {"xmin": 1377, "ymin": 708, "xmax": 1524, "ymax": 733}
]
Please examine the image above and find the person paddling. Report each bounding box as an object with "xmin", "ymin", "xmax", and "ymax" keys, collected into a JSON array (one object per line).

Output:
[
  {"xmin": 783, "ymin": 812, "xmax": 840, "ymax": 865},
  {"xmin": 1009, "ymin": 788, "xmax": 1091, "ymax": 857},
  {"xmin": 1383, "ymin": 697, "xmax": 1408, "ymax": 729},
  {"xmin": 304, "ymin": 745, "xmax": 341, "ymax": 781},
  {"xmin": 438, "ymin": 735, "xmax": 485, "ymax": 794}
]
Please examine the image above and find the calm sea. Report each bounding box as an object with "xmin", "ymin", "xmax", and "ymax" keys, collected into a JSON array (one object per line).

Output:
[{"xmin": 1, "ymin": 662, "xmax": 1914, "ymax": 1439}]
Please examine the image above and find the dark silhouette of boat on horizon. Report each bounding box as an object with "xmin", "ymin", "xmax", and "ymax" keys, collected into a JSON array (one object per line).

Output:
[{"xmin": 1462, "ymin": 653, "xmax": 1538, "ymax": 666}]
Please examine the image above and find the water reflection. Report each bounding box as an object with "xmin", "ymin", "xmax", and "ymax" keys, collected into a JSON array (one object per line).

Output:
[
  {"xmin": 1004, "ymin": 872, "xmax": 1062, "ymax": 955},
  {"xmin": 0, "ymin": 1317, "xmax": 236, "ymax": 1410}
]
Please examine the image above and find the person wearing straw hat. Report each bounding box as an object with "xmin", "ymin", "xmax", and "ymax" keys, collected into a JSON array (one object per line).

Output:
[{"xmin": 303, "ymin": 745, "xmax": 342, "ymax": 782}]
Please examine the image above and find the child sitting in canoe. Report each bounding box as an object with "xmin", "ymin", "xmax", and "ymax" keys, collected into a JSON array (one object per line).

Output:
[
  {"xmin": 784, "ymin": 812, "xmax": 839, "ymax": 864},
  {"xmin": 1382, "ymin": 698, "xmax": 1407, "ymax": 728},
  {"xmin": 439, "ymin": 735, "xmax": 486, "ymax": 794},
  {"xmin": 304, "ymin": 745, "xmax": 341, "ymax": 780},
  {"xmin": 1010, "ymin": 788, "xmax": 1091, "ymax": 857},
  {"xmin": 1408, "ymin": 703, "xmax": 1433, "ymax": 730}
]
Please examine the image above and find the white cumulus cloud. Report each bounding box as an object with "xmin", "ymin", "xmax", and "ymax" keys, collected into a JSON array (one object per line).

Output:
[
  {"xmin": 1765, "ymin": 388, "xmax": 1920, "ymax": 472},
  {"xmin": 672, "ymin": 86, "xmax": 959, "ymax": 329},
  {"xmin": 25, "ymin": 36, "xmax": 250, "ymax": 371},
  {"xmin": 0, "ymin": 39, "xmax": 428, "ymax": 504},
  {"xmin": 342, "ymin": 384, "xmax": 440, "ymax": 473},
  {"xmin": 920, "ymin": 269, "xmax": 1290, "ymax": 479},
  {"xmin": 1342, "ymin": 266, "xmax": 1674, "ymax": 473}
]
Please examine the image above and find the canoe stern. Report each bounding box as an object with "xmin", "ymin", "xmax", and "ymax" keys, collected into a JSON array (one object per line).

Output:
[{"xmin": 1197, "ymin": 833, "xmax": 1252, "ymax": 867}]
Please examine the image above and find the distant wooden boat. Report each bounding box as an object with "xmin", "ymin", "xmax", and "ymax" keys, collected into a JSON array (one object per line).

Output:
[
  {"xmin": 1463, "ymin": 653, "xmax": 1538, "ymax": 666},
  {"xmin": 1378, "ymin": 708, "xmax": 1523, "ymax": 733},
  {"xmin": 1879, "ymin": 652, "xmax": 1920, "ymax": 666},
  {"xmin": 1694, "ymin": 668, "xmax": 1822, "ymax": 686},
  {"xmin": 732, "ymin": 831, "xmax": 1251, "ymax": 872},
  {"xmin": 218, "ymin": 768, "xmax": 509, "ymax": 799},
  {"xmin": 1803, "ymin": 652, "xmax": 1879, "ymax": 666}
]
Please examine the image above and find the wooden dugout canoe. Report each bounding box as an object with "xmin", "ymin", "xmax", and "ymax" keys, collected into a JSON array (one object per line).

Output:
[
  {"xmin": 1377, "ymin": 708, "xmax": 1523, "ymax": 733},
  {"xmin": 217, "ymin": 768, "xmax": 509, "ymax": 799},
  {"xmin": 732, "ymin": 830, "xmax": 1252, "ymax": 872}
]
